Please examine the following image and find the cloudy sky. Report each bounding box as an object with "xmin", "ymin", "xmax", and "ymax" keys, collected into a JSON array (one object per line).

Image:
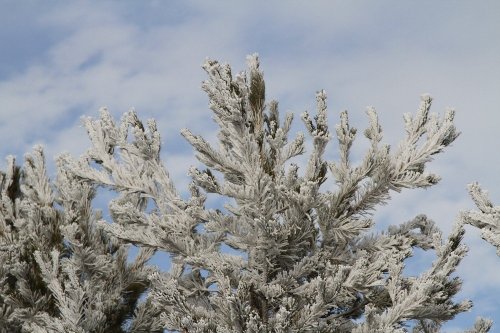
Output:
[{"xmin": 1, "ymin": 1, "xmax": 499, "ymax": 330}]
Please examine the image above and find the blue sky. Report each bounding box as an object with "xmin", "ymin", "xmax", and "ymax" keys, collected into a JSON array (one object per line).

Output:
[{"xmin": 1, "ymin": 1, "xmax": 499, "ymax": 331}]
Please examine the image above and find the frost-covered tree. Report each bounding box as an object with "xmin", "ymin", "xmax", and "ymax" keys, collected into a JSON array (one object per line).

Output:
[
  {"xmin": 57, "ymin": 55, "xmax": 491, "ymax": 332},
  {"xmin": 0, "ymin": 54, "xmax": 494, "ymax": 332},
  {"xmin": 0, "ymin": 147, "xmax": 163, "ymax": 332}
]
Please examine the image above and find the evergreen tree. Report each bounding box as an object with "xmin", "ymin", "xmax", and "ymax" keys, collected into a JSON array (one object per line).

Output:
[
  {"xmin": 0, "ymin": 54, "xmax": 495, "ymax": 332},
  {"xmin": 0, "ymin": 147, "xmax": 162, "ymax": 332}
]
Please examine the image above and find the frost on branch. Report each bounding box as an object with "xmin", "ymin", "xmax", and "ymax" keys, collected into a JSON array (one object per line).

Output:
[
  {"xmin": 462, "ymin": 183, "xmax": 500, "ymax": 255},
  {"xmin": 54, "ymin": 54, "xmax": 485, "ymax": 332},
  {"xmin": 0, "ymin": 147, "xmax": 162, "ymax": 332}
]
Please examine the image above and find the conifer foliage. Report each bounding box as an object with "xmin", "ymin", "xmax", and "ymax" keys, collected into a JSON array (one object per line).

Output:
[
  {"xmin": 0, "ymin": 147, "xmax": 162, "ymax": 332},
  {"xmin": 463, "ymin": 183, "xmax": 500, "ymax": 256},
  {"xmin": 0, "ymin": 55, "xmax": 495, "ymax": 332}
]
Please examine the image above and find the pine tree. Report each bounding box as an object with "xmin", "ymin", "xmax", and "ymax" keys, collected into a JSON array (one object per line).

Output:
[
  {"xmin": 0, "ymin": 54, "xmax": 495, "ymax": 332},
  {"xmin": 56, "ymin": 54, "xmax": 490, "ymax": 332},
  {"xmin": 0, "ymin": 146, "xmax": 163, "ymax": 332}
]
